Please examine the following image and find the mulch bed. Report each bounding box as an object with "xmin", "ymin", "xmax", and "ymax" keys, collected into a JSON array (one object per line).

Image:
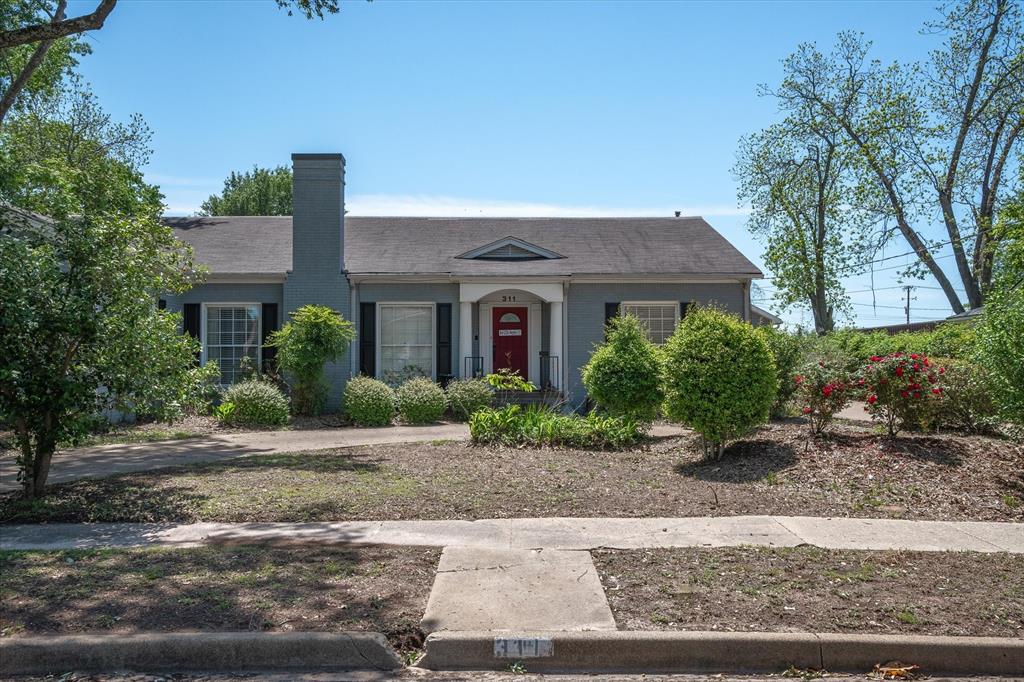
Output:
[
  {"xmin": 0, "ymin": 545, "xmax": 439, "ymax": 655},
  {"xmin": 593, "ymin": 546, "xmax": 1024, "ymax": 638},
  {"xmin": 1, "ymin": 421, "xmax": 1020, "ymax": 523}
]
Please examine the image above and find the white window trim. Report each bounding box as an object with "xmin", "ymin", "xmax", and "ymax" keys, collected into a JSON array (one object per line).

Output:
[
  {"xmin": 376, "ymin": 302, "xmax": 436, "ymax": 380},
  {"xmin": 620, "ymin": 301, "xmax": 680, "ymax": 344},
  {"xmin": 200, "ymin": 302, "xmax": 262, "ymax": 385}
]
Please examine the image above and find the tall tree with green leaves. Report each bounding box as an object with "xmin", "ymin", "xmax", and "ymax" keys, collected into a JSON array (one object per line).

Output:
[
  {"xmin": 735, "ymin": 117, "xmax": 867, "ymax": 333},
  {"xmin": 764, "ymin": 0, "xmax": 1022, "ymax": 313},
  {"xmin": 199, "ymin": 166, "xmax": 293, "ymax": 216}
]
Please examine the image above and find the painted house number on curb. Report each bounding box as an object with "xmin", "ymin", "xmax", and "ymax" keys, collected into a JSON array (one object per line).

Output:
[{"xmin": 493, "ymin": 637, "xmax": 554, "ymax": 658}]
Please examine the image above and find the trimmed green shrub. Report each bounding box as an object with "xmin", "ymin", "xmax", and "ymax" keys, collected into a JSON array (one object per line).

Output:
[
  {"xmin": 794, "ymin": 358, "xmax": 852, "ymax": 435},
  {"xmin": 343, "ymin": 376, "xmax": 396, "ymax": 427},
  {"xmin": 469, "ymin": 405, "xmax": 643, "ymax": 449},
  {"xmin": 811, "ymin": 323, "xmax": 976, "ymax": 369},
  {"xmin": 973, "ymin": 291, "xmax": 1024, "ymax": 428},
  {"xmin": 756, "ymin": 326, "xmax": 804, "ymax": 418},
  {"xmin": 218, "ymin": 379, "xmax": 290, "ymax": 426},
  {"xmin": 662, "ymin": 307, "xmax": 776, "ymax": 458},
  {"xmin": 929, "ymin": 358, "xmax": 998, "ymax": 434},
  {"xmin": 582, "ymin": 314, "xmax": 664, "ymax": 421},
  {"xmin": 395, "ymin": 377, "xmax": 447, "ymax": 424},
  {"xmin": 445, "ymin": 378, "xmax": 494, "ymax": 421},
  {"xmin": 268, "ymin": 305, "xmax": 355, "ymax": 416},
  {"xmin": 860, "ymin": 353, "xmax": 944, "ymax": 437}
]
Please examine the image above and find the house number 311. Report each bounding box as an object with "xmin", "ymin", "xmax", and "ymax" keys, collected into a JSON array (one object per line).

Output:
[{"xmin": 501, "ymin": 295, "xmax": 517, "ymax": 302}]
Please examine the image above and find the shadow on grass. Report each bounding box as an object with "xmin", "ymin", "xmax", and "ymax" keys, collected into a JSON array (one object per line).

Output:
[
  {"xmin": 0, "ymin": 452, "xmax": 385, "ymax": 524},
  {"xmin": 0, "ymin": 545, "xmax": 434, "ymax": 653},
  {"xmin": 674, "ymin": 440, "xmax": 797, "ymax": 483}
]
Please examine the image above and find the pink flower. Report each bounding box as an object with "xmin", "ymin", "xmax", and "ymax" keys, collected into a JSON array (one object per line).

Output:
[
  {"xmin": 867, "ymin": 395, "xmax": 878, "ymax": 404},
  {"xmin": 802, "ymin": 407, "xmax": 813, "ymax": 414},
  {"xmin": 794, "ymin": 375, "xmax": 804, "ymax": 384}
]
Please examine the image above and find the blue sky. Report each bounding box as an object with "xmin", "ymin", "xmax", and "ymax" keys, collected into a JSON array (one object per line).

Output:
[{"xmin": 72, "ymin": 0, "xmax": 964, "ymax": 328}]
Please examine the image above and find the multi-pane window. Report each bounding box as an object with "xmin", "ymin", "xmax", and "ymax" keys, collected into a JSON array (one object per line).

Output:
[
  {"xmin": 205, "ymin": 305, "xmax": 260, "ymax": 385},
  {"xmin": 621, "ymin": 302, "xmax": 679, "ymax": 344},
  {"xmin": 379, "ymin": 304, "xmax": 433, "ymax": 378}
]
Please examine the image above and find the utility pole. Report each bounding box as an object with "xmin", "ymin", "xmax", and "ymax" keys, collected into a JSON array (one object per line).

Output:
[{"xmin": 903, "ymin": 285, "xmax": 914, "ymax": 329}]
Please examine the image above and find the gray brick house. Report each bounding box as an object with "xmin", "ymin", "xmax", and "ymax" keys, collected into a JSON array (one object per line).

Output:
[{"xmin": 163, "ymin": 153, "xmax": 764, "ymax": 410}]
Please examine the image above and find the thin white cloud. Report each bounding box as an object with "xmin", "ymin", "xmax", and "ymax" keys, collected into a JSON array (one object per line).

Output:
[
  {"xmin": 346, "ymin": 193, "xmax": 750, "ymax": 218},
  {"xmin": 160, "ymin": 192, "xmax": 751, "ymax": 219}
]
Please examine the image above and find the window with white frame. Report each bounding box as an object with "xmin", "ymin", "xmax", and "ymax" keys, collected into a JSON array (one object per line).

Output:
[
  {"xmin": 379, "ymin": 303, "xmax": 433, "ymax": 378},
  {"xmin": 621, "ymin": 302, "xmax": 679, "ymax": 344},
  {"xmin": 204, "ymin": 304, "xmax": 261, "ymax": 384}
]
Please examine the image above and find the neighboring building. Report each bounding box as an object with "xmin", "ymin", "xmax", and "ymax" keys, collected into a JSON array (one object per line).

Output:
[{"xmin": 164, "ymin": 153, "xmax": 763, "ymax": 410}]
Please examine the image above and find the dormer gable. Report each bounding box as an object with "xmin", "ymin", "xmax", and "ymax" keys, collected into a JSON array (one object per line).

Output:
[{"xmin": 456, "ymin": 236, "xmax": 565, "ymax": 262}]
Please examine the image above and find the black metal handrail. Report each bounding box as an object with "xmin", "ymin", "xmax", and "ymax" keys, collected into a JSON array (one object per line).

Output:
[
  {"xmin": 539, "ymin": 352, "xmax": 559, "ymax": 390},
  {"xmin": 463, "ymin": 356, "xmax": 484, "ymax": 378}
]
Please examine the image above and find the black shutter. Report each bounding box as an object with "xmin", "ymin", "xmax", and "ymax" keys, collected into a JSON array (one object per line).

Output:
[
  {"xmin": 182, "ymin": 303, "xmax": 201, "ymax": 364},
  {"xmin": 261, "ymin": 303, "xmax": 279, "ymax": 372},
  {"xmin": 157, "ymin": 298, "xmax": 167, "ymax": 310},
  {"xmin": 604, "ymin": 302, "xmax": 620, "ymax": 339},
  {"xmin": 436, "ymin": 303, "xmax": 452, "ymax": 385},
  {"xmin": 680, "ymin": 301, "xmax": 693, "ymax": 319},
  {"xmin": 359, "ymin": 302, "xmax": 376, "ymax": 377}
]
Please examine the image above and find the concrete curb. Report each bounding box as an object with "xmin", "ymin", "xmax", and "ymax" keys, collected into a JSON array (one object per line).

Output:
[
  {"xmin": 418, "ymin": 630, "xmax": 1024, "ymax": 675},
  {"xmin": 0, "ymin": 632, "xmax": 403, "ymax": 676}
]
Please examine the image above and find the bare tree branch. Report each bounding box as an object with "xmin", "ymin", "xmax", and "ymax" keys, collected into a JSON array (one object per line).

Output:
[
  {"xmin": 0, "ymin": 0, "xmax": 68, "ymax": 125},
  {"xmin": 0, "ymin": 0, "xmax": 115, "ymax": 50}
]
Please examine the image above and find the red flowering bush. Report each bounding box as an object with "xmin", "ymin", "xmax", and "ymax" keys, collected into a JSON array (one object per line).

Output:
[
  {"xmin": 794, "ymin": 358, "xmax": 852, "ymax": 435},
  {"xmin": 859, "ymin": 352, "xmax": 944, "ymax": 437}
]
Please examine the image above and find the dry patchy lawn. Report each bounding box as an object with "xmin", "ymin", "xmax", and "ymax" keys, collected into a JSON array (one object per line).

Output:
[
  {"xmin": 593, "ymin": 546, "xmax": 1024, "ymax": 638},
  {"xmin": 0, "ymin": 545, "xmax": 438, "ymax": 653},
  {"xmin": 1, "ymin": 421, "xmax": 1020, "ymax": 523}
]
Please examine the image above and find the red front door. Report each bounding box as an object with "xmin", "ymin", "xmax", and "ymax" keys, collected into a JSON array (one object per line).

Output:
[{"xmin": 493, "ymin": 306, "xmax": 528, "ymax": 380}]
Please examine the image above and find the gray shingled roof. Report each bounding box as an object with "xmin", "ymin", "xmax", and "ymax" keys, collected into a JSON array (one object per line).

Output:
[{"xmin": 166, "ymin": 216, "xmax": 761, "ymax": 277}]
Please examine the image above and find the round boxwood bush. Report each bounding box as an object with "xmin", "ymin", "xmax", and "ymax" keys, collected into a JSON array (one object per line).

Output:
[
  {"xmin": 445, "ymin": 378, "xmax": 494, "ymax": 421},
  {"xmin": 662, "ymin": 307, "xmax": 776, "ymax": 458},
  {"xmin": 582, "ymin": 314, "xmax": 664, "ymax": 421},
  {"xmin": 344, "ymin": 376, "xmax": 396, "ymax": 427},
  {"xmin": 396, "ymin": 377, "xmax": 447, "ymax": 424},
  {"xmin": 220, "ymin": 379, "xmax": 290, "ymax": 427}
]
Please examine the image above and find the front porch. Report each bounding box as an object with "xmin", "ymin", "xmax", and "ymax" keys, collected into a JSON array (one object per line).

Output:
[{"xmin": 457, "ymin": 281, "xmax": 566, "ymax": 392}]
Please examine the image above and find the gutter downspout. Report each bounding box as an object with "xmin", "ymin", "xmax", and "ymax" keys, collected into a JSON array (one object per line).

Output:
[{"xmin": 742, "ymin": 280, "xmax": 751, "ymax": 322}]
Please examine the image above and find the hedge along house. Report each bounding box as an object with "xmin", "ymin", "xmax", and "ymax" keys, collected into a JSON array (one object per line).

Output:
[{"xmin": 163, "ymin": 153, "xmax": 763, "ymax": 410}]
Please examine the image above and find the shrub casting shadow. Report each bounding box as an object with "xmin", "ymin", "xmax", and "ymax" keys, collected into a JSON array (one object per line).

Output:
[{"xmin": 674, "ymin": 439, "xmax": 797, "ymax": 483}]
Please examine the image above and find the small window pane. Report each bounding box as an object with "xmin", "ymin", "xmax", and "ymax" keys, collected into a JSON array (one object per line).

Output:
[
  {"xmin": 379, "ymin": 304, "xmax": 433, "ymax": 377},
  {"xmin": 499, "ymin": 313, "xmax": 521, "ymax": 323},
  {"xmin": 205, "ymin": 305, "xmax": 260, "ymax": 385},
  {"xmin": 621, "ymin": 303, "xmax": 679, "ymax": 344}
]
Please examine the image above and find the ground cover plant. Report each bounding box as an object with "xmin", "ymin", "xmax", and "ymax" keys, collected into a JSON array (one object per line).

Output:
[
  {"xmin": 444, "ymin": 378, "xmax": 493, "ymax": 421},
  {"xmin": 216, "ymin": 379, "xmax": 290, "ymax": 427},
  {"xmin": 662, "ymin": 307, "xmax": 776, "ymax": 458},
  {"xmin": 593, "ymin": 546, "xmax": 1022, "ymax": 637},
  {"xmin": 395, "ymin": 378, "xmax": 447, "ymax": 424},
  {"xmin": 0, "ymin": 545, "xmax": 438, "ymax": 653},
  {"xmin": 582, "ymin": 314, "xmax": 664, "ymax": 421},
  {"xmin": 469, "ymin": 405, "xmax": 643, "ymax": 449},
  {"xmin": 268, "ymin": 305, "xmax": 355, "ymax": 415},
  {"xmin": 343, "ymin": 376, "xmax": 396, "ymax": 427},
  {"xmin": 4, "ymin": 421, "xmax": 1019, "ymax": 524}
]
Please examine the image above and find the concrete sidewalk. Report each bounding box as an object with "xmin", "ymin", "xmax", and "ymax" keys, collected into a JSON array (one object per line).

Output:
[
  {"xmin": 0, "ymin": 423, "xmax": 472, "ymax": 491},
  {"xmin": 3, "ymin": 515, "xmax": 1021, "ymax": 553}
]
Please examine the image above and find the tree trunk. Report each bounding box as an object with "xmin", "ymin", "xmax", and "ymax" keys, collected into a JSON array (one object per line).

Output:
[
  {"xmin": 0, "ymin": 1, "xmax": 67, "ymax": 125},
  {"xmin": 0, "ymin": 0, "xmax": 116, "ymax": 50},
  {"xmin": 29, "ymin": 443, "xmax": 54, "ymax": 500}
]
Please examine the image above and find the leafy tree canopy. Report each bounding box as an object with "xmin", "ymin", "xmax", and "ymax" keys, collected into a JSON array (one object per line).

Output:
[{"xmin": 199, "ymin": 165, "xmax": 293, "ymax": 216}]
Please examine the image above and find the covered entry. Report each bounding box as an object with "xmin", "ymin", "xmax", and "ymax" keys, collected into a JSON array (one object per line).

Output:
[{"xmin": 458, "ymin": 281, "xmax": 565, "ymax": 390}]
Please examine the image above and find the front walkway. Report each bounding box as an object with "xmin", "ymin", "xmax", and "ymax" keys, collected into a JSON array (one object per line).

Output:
[
  {"xmin": 0, "ymin": 424, "xmax": 471, "ymax": 491},
  {"xmin": 4, "ymin": 516, "xmax": 1021, "ymax": 553},
  {"xmin": 0, "ymin": 423, "xmax": 689, "ymax": 491}
]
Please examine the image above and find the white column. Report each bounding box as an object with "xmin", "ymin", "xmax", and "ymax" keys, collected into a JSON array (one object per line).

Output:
[
  {"xmin": 459, "ymin": 301, "xmax": 473, "ymax": 377},
  {"xmin": 549, "ymin": 301, "xmax": 563, "ymax": 390}
]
